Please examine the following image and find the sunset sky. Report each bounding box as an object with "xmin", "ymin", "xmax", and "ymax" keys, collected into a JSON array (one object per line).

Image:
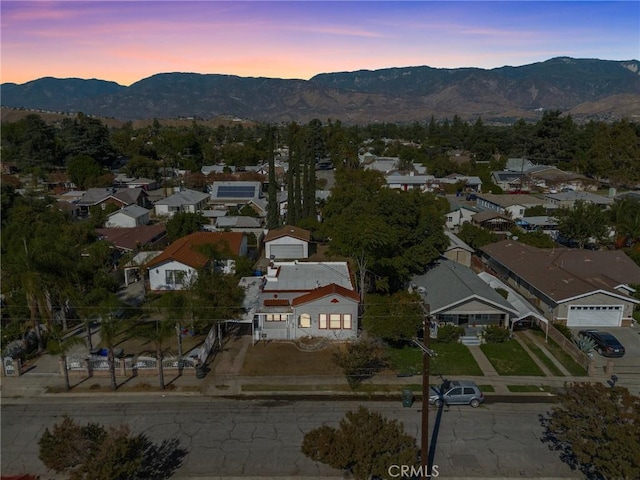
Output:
[{"xmin": 2, "ymin": 1, "xmax": 638, "ymax": 86}]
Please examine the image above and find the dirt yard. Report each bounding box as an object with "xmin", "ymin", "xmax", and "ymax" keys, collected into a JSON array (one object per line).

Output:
[{"xmin": 240, "ymin": 339, "xmax": 344, "ymax": 376}]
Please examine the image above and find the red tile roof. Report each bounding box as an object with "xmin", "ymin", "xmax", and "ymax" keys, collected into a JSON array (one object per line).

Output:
[
  {"xmin": 147, "ymin": 232, "xmax": 245, "ymax": 269},
  {"xmin": 291, "ymin": 283, "xmax": 360, "ymax": 307},
  {"xmin": 264, "ymin": 225, "xmax": 311, "ymax": 243},
  {"xmin": 263, "ymin": 298, "xmax": 290, "ymax": 307}
]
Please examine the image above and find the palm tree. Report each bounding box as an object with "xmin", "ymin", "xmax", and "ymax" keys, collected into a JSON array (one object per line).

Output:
[
  {"xmin": 46, "ymin": 324, "xmax": 84, "ymax": 391},
  {"xmin": 135, "ymin": 318, "xmax": 175, "ymax": 389},
  {"xmin": 97, "ymin": 295, "xmax": 126, "ymax": 391}
]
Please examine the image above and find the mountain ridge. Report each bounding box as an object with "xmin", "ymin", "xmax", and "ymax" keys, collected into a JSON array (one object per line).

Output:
[{"xmin": 2, "ymin": 57, "xmax": 639, "ymax": 124}]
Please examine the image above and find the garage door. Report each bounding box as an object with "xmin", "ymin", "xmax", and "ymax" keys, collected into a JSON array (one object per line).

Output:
[
  {"xmin": 270, "ymin": 244, "xmax": 304, "ymax": 259},
  {"xmin": 567, "ymin": 305, "xmax": 623, "ymax": 327}
]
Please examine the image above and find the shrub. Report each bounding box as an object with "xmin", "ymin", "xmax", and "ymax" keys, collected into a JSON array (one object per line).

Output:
[
  {"xmin": 482, "ymin": 325, "xmax": 511, "ymax": 343},
  {"xmin": 333, "ymin": 336, "xmax": 389, "ymax": 389},
  {"xmin": 574, "ymin": 335, "xmax": 596, "ymax": 354},
  {"xmin": 553, "ymin": 323, "xmax": 574, "ymax": 340},
  {"xmin": 436, "ymin": 324, "xmax": 465, "ymax": 343}
]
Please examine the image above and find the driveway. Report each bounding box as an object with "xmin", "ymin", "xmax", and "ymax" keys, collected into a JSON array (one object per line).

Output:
[{"xmin": 572, "ymin": 324, "xmax": 640, "ymax": 375}]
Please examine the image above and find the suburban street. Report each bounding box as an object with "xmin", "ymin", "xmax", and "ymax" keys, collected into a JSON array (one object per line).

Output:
[{"xmin": 1, "ymin": 398, "xmax": 579, "ymax": 479}]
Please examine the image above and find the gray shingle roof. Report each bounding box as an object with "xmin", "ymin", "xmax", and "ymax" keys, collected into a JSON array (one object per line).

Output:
[
  {"xmin": 411, "ymin": 258, "xmax": 517, "ymax": 315},
  {"xmin": 155, "ymin": 189, "xmax": 209, "ymax": 206}
]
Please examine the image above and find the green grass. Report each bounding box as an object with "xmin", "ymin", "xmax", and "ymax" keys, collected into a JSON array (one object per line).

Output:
[
  {"xmin": 530, "ymin": 329, "xmax": 588, "ymax": 376},
  {"xmin": 517, "ymin": 333, "xmax": 565, "ymax": 376},
  {"xmin": 385, "ymin": 343, "xmax": 483, "ymax": 377},
  {"xmin": 507, "ymin": 385, "xmax": 554, "ymax": 393},
  {"xmin": 479, "ymin": 384, "xmax": 495, "ymax": 393},
  {"xmin": 480, "ymin": 340, "xmax": 545, "ymax": 376},
  {"xmin": 431, "ymin": 342, "xmax": 484, "ymax": 376}
]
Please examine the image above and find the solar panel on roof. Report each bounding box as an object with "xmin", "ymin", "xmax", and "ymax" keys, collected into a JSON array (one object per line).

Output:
[{"xmin": 216, "ymin": 185, "xmax": 257, "ymax": 198}]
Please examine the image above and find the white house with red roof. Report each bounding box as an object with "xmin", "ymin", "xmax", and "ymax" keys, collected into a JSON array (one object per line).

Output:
[
  {"xmin": 243, "ymin": 260, "xmax": 359, "ymax": 341},
  {"xmin": 146, "ymin": 232, "xmax": 247, "ymax": 291}
]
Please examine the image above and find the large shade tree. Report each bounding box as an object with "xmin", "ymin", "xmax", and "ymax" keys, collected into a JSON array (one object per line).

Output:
[
  {"xmin": 554, "ymin": 200, "xmax": 609, "ymax": 248},
  {"xmin": 302, "ymin": 406, "xmax": 419, "ymax": 480},
  {"xmin": 540, "ymin": 382, "xmax": 640, "ymax": 479},
  {"xmin": 321, "ymin": 169, "xmax": 448, "ymax": 295}
]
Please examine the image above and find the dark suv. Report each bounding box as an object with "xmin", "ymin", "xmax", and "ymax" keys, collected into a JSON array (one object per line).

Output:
[{"xmin": 578, "ymin": 330, "xmax": 626, "ymax": 358}]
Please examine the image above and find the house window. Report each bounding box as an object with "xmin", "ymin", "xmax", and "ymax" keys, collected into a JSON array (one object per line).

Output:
[
  {"xmin": 300, "ymin": 313, "xmax": 311, "ymax": 328},
  {"xmin": 165, "ymin": 270, "xmax": 186, "ymax": 286},
  {"xmin": 266, "ymin": 314, "xmax": 287, "ymax": 322},
  {"xmin": 318, "ymin": 313, "xmax": 353, "ymax": 329}
]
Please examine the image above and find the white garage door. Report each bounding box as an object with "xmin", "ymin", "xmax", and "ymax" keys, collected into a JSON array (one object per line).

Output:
[
  {"xmin": 567, "ymin": 305, "xmax": 623, "ymax": 327},
  {"xmin": 270, "ymin": 244, "xmax": 304, "ymax": 259}
]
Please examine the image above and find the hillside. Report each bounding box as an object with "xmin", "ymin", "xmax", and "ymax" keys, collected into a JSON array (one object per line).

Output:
[{"xmin": 2, "ymin": 57, "xmax": 639, "ymax": 124}]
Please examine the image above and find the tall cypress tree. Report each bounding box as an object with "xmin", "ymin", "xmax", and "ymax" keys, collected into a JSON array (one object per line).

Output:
[
  {"xmin": 286, "ymin": 123, "xmax": 300, "ymax": 225},
  {"xmin": 266, "ymin": 125, "xmax": 279, "ymax": 229}
]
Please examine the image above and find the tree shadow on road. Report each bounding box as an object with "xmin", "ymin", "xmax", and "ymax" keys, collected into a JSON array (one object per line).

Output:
[
  {"xmin": 538, "ymin": 414, "xmax": 585, "ymax": 478},
  {"xmin": 135, "ymin": 436, "xmax": 188, "ymax": 480}
]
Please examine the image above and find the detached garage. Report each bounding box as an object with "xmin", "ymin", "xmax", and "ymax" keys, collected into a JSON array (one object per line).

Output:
[
  {"xmin": 567, "ymin": 305, "xmax": 623, "ymax": 327},
  {"xmin": 264, "ymin": 225, "xmax": 311, "ymax": 260}
]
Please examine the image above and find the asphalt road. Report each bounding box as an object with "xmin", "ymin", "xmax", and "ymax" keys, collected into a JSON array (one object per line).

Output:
[{"xmin": 1, "ymin": 398, "xmax": 578, "ymax": 479}]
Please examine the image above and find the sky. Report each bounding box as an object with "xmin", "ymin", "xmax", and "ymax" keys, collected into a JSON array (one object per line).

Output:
[{"xmin": 1, "ymin": 1, "xmax": 639, "ymax": 86}]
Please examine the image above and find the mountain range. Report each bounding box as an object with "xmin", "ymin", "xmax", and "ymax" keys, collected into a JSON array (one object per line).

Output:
[{"xmin": 2, "ymin": 57, "xmax": 639, "ymax": 124}]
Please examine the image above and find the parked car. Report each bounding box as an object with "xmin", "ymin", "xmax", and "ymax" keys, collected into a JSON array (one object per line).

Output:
[
  {"xmin": 429, "ymin": 380, "xmax": 484, "ymax": 407},
  {"xmin": 578, "ymin": 330, "xmax": 625, "ymax": 358}
]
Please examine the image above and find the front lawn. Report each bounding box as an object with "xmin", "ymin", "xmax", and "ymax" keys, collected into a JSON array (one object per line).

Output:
[
  {"xmin": 386, "ymin": 342, "xmax": 483, "ymax": 377},
  {"xmin": 530, "ymin": 329, "xmax": 588, "ymax": 376},
  {"xmin": 480, "ymin": 340, "xmax": 545, "ymax": 376},
  {"xmin": 516, "ymin": 332, "xmax": 565, "ymax": 376}
]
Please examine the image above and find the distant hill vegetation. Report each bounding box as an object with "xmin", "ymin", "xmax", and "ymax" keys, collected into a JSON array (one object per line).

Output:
[{"xmin": 2, "ymin": 57, "xmax": 639, "ymax": 124}]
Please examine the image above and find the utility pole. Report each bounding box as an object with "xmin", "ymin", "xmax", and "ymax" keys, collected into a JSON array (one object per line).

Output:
[{"xmin": 412, "ymin": 300, "xmax": 435, "ymax": 480}]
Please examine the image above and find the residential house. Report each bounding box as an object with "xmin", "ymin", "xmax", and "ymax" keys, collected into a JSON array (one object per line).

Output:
[
  {"xmin": 264, "ymin": 225, "xmax": 311, "ymax": 259},
  {"xmin": 209, "ymin": 181, "xmax": 263, "ymax": 208},
  {"xmin": 505, "ymin": 158, "xmax": 536, "ymax": 172},
  {"xmin": 475, "ymin": 193, "xmax": 547, "ymax": 220},
  {"xmin": 95, "ymin": 224, "xmax": 167, "ymax": 253},
  {"xmin": 124, "ymin": 177, "xmax": 159, "ymax": 191},
  {"xmin": 472, "ymin": 211, "xmax": 515, "ymax": 232},
  {"xmin": 527, "ymin": 167, "xmax": 598, "ymax": 192},
  {"xmin": 436, "ymin": 174, "xmax": 483, "ymax": 193},
  {"xmin": 105, "ymin": 204, "xmax": 150, "ymax": 228},
  {"xmin": 362, "ymin": 156, "xmax": 399, "ymax": 173},
  {"xmin": 543, "ymin": 191, "xmax": 613, "ymax": 209},
  {"xmin": 443, "ymin": 231, "xmax": 474, "ymax": 267},
  {"xmin": 244, "ymin": 261, "xmax": 359, "ymax": 342},
  {"xmin": 76, "ymin": 187, "xmax": 149, "ymax": 217},
  {"xmin": 480, "ymin": 240, "xmax": 640, "ymax": 327},
  {"xmin": 214, "ymin": 216, "xmax": 264, "ymax": 244},
  {"xmin": 385, "ymin": 174, "xmax": 433, "ymax": 191},
  {"xmin": 154, "ymin": 189, "xmax": 209, "ymax": 217},
  {"xmin": 515, "ymin": 216, "xmax": 559, "ymax": 238},
  {"xmin": 248, "ymin": 190, "xmax": 288, "ymax": 219},
  {"xmin": 410, "ymin": 258, "xmax": 518, "ymax": 329},
  {"xmin": 445, "ymin": 206, "xmax": 479, "ymax": 230},
  {"xmin": 491, "ymin": 171, "xmax": 526, "ymax": 192},
  {"xmin": 146, "ymin": 232, "xmax": 248, "ymax": 291}
]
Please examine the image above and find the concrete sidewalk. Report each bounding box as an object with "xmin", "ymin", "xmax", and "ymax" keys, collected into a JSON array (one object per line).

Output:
[{"xmin": 3, "ymin": 329, "xmax": 639, "ymax": 401}]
